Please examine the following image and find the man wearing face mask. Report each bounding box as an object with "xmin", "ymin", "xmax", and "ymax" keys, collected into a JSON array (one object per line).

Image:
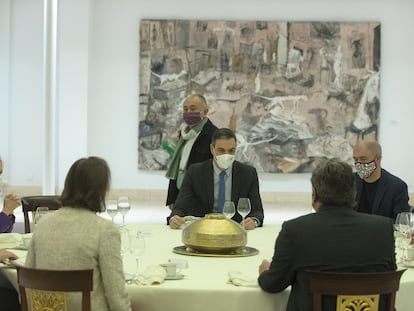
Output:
[
  {"xmin": 168, "ymin": 128, "xmax": 264, "ymax": 230},
  {"xmin": 165, "ymin": 94, "xmax": 218, "ymax": 211},
  {"xmin": 353, "ymin": 139, "xmax": 410, "ymax": 220}
]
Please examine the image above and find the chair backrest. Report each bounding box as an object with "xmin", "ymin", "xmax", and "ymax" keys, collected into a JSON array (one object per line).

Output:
[
  {"xmin": 307, "ymin": 269, "xmax": 406, "ymax": 311},
  {"xmin": 21, "ymin": 195, "xmax": 62, "ymax": 233},
  {"xmin": 17, "ymin": 266, "xmax": 93, "ymax": 311}
]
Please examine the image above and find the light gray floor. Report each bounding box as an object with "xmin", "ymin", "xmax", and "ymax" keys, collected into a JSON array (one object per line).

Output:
[{"xmin": 11, "ymin": 200, "xmax": 312, "ymax": 233}]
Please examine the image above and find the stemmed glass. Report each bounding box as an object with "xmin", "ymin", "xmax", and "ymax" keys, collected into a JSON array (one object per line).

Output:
[
  {"xmin": 237, "ymin": 198, "xmax": 251, "ymax": 229},
  {"xmin": 223, "ymin": 201, "xmax": 236, "ymax": 219},
  {"xmin": 130, "ymin": 231, "xmax": 146, "ymax": 278},
  {"xmin": 34, "ymin": 206, "xmax": 49, "ymax": 226},
  {"xmin": 395, "ymin": 212, "xmax": 413, "ymax": 263},
  {"xmin": 118, "ymin": 196, "xmax": 131, "ymax": 225},
  {"xmin": 119, "ymin": 226, "xmax": 131, "ymax": 256},
  {"xmin": 106, "ymin": 200, "xmax": 118, "ymax": 223}
]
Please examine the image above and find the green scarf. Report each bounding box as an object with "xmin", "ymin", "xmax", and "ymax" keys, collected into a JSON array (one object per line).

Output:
[{"xmin": 165, "ymin": 118, "xmax": 208, "ymax": 181}]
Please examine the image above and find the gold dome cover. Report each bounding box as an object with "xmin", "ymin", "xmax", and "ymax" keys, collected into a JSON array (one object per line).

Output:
[{"xmin": 182, "ymin": 213, "xmax": 247, "ymax": 253}]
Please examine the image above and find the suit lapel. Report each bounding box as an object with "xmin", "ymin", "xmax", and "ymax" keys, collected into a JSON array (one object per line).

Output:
[
  {"xmin": 231, "ymin": 161, "xmax": 239, "ymax": 203},
  {"xmin": 205, "ymin": 161, "xmax": 215, "ymax": 210},
  {"xmin": 355, "ymin": 176, "xmax": 363, "ymax": 204}
]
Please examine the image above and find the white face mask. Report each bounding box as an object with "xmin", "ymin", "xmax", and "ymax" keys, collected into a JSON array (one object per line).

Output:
[{"xmin": 215, "ymin": 154, "xmax": 235, "ymax": 170}]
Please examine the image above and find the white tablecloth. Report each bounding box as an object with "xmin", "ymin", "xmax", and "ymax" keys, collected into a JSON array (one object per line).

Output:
[{"xmin": 1, "ymin": 223, "xmax": 414, "ymax": 311}]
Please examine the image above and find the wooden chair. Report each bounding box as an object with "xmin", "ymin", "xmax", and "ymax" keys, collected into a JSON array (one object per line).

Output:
[
  {"xmin": 308, "ymin": 270, "xmax": 406, "ymax": 311},
  {"xmin": 17, "ymin": 266, "xmax": 93, "ymax": 311},
  {"xmin": 21, "ymin": 195, "xmax": 61, "ymax": 233}
]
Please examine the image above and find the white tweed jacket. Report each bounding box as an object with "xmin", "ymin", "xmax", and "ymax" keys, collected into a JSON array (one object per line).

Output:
[{"xmin": 25, "ymin": 207, "xmax": 131, "ymax": 311}]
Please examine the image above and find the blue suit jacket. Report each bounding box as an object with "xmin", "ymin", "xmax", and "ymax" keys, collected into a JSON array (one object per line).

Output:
[
  {"xmin": 170, "ymin": 159, "xmax": 264, "ymax": 225},
  {"xmin": 355, "ymin": 168, "xmax": 410, "ymax": 219}
]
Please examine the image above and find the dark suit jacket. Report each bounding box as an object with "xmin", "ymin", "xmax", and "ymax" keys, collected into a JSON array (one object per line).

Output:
[
  {"xmin": 170, "ymin": 159, "xmax": 264, "ymax": 226},
  {"xmin": 166, "ymin": 119, "xmax": 217, "ymax": 206},
  {"xmin": 258, "ymin": 206, "xmax": 396, "ymax": 311},
  {"xmin": 355, "ymin": 168, "xmax": 410, "ymax": 219}
]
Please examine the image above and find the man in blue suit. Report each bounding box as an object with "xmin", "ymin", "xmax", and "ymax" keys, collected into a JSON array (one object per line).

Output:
[
  {"xmin": 168, "ymin": 128, "xmax": 264, "ymax": 230},
  {"xmin": 353, "ymin": 139, "xmax": 410, "ymax": 220}
]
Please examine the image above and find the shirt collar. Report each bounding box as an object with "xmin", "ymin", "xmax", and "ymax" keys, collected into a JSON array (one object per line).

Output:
[{"xmin": 212, "ymin": 161, "xmax": 232, "ymax": 176}]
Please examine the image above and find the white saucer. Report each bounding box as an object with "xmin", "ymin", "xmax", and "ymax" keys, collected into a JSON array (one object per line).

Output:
[
  {"xmin": 401, "ymin": 260, "xmax": 414, "ymax": 268},
  {"xmin": 165, "ymin": 273, "xmax": 184, "ymax": 280},
  {"xmin": 124, "ymin": 273, "xmax": 134, "ymax": 281}
]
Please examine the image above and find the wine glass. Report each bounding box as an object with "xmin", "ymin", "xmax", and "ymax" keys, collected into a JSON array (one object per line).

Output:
[
  {"xmin": 106, "ymin": 200, "xmax": 118, "ymax": 223},
  {"xmin": 34, "ymin": 206, "xmax": 49, "ymax": 226},
  {"xmin": 395, "ymin": 212, "xmax": 413, "ymax": 262},
  {"xmin": 237, "ymin": 198, "xmax": 251, "ymax": 229},
  {"xmin": 223, "ymin": 201, "xmax": 235, "ymax": 219},
  {"xmin": 130, "ymin": 231, "xmax": 146, "ymax": 278},
  {"xmin": 118, "ymin": 196, "xmax": 131, "ymax": 225},
  {"xmin": 396, "ymin": 212, "xmax": 414, "ymax": 230},
  {"xmin": 119, "ymin": 226, "xmax": 131, "ymax": 256}
]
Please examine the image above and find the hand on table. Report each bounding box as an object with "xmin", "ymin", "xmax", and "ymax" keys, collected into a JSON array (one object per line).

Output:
[
  {"xmin": 240, "ymin": 217, "xmax": 257, "ymax": 230},
  {"xmin": 169, "ymin": 215, "xmax": 185, "ymax": 229},
  {"xmin": 259, "ymin": 259, "xmax": 270, "ymax": 274},
  {"xmin": 0, "ymin": 249, "xmax": 18, "ymax": 263}
]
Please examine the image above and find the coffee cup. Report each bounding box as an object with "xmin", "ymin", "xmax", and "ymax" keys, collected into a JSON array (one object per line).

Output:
[
  {"xmin": 160, "ymin": 263, "xmax": 181, "ymax": 278},
  {"xmin": 168, "ymin": 258, "xmax": 189, "ymax": 269}
]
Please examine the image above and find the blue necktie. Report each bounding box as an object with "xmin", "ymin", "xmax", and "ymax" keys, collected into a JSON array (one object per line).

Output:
[{"xmin": 218, "ymin": 171, "xmax": 226, "ymax": 213}]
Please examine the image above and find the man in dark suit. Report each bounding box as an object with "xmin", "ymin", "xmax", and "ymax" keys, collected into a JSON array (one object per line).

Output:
[
  {"xmin": 258, "ymin": 158, "xmax": 396, "ymax": 311},
  {"xmin": 165, "ymin": 94, "xmax": 217, "ymax": 210},
  {"xmin": 169, "ymin": 128, "xmax": 264, "ymax": 230},
  {"xmin": 353, "ymin": 139, "xmax": 410, "ymax": 220}
]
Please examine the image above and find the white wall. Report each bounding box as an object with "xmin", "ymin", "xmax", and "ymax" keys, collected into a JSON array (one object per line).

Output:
[{"xmin": 1, "ymin": 0, "xmax": 414, "ymax": 195}]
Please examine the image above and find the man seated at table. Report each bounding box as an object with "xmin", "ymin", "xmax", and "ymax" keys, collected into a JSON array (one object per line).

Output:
[
  {"xmin": 168, "ymin": 128, "xmax": 264, "ymax": 230},
  {"xmin": 258, "ymin": 158, "xmax": 396, "ymax": 311},
  {"xmin": 353, "ymin": 139, "xmax": 410, "ymax": 220}
]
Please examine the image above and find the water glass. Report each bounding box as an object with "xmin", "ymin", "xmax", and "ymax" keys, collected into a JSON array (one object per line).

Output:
[
  {"xmin": 106, "ymin": 200, "xmax": 118, "ymax": 223},
  {"xmin": 237, "ymin": 198, "xmax": 251, "ymax": 229},
  {"xmin": 118, "ymin": 196, "xmax": 131, "ymax": 225},
  {"xmin": 34, "ymin": 206, "xmax": 49, "ymax": 226},
  {"xmin": 395, "ymin": 212, "xmax": 413, "ymax": 262},
  {"xmin": 223, "ymin": 201, "xmax": 235, "ymax": 219},
  {"xmin": 130, "ymin": 231, "xmax": 146, "ymax": 277}
]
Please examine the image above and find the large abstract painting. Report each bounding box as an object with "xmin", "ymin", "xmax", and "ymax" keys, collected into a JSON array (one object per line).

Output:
[{"xmin": 138, "ymin": 20, "xmax": 380, "ymax": 173}]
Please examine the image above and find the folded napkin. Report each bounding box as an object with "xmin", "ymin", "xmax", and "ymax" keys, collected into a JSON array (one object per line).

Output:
[
  {"xmin": 227, "ymin": 271, "xmax": 258, "ymax": 287},
  {"xmin": 0, "ymin": 233, "xmax": 22, "ymax": 249},
  {"xmin": 136, "ymin": 265, "xmax": 167, "ymax": 285}
]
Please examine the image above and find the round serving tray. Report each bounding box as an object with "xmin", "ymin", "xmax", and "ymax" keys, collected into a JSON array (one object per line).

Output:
[{"xmin": 172, "ymin": 245, "xmax": 259, "ymax": 257}]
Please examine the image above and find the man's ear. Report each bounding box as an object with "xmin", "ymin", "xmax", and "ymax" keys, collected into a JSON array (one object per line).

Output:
[
  {"xmin": 311, "ymin": 186, "xmax": 319, "ymax": 211},
  {"xmin": 210, "ymin": 144, "xmax": 215, "ymax": 156},
  {"xmin": 311, "ymin": 186, "xmax": 317, "ymax": 201}
]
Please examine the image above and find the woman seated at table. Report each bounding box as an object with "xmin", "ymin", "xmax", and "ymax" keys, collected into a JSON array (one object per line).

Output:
[{"xmin": 25, "ymin": 156, "xmax": 131, "ymax": 311}]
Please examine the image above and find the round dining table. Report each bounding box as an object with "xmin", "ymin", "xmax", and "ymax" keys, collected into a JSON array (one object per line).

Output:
[{"xmin": 1, "ymin": 223, "xmax": 414, "ymax": 311}]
